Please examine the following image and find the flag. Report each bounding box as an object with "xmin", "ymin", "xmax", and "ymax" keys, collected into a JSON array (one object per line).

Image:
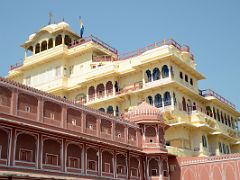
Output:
[{"xmin": 79, "ymin": 17, "xmax": 84, "ymax": 38}]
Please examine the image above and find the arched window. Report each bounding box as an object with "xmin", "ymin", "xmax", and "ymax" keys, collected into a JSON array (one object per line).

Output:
[
  {"xmin": 106, "ymin": 81, "xmax": 113, "ymax": 96},
  {"xmin": 213, "ymin": 107, "xmax": 216, "ymax": 119},
  {"xmin": 26, "ymin": 46, "xmax": 33, "ymax": 56},
  {"xmin": 193, "ymin": 102, "xmax": 196, "ymax": 111},
  {"xmin": 107, "ymin": 106, "xmax": 114, "ymax": 115},
  {"xmin": 154, "ymin": 94, "xmax": 162, "ymax": 108},
  {"xmin": 145, "ymin": 126, "xmax": 156, "ymax": 143},
  {"xmin": 96, "ymin": 84, "xmax": 105, "ymax": 98},
  {"xmin": 206, "ymin": 106, "xmax": 212, "ymax": 117},
  {"xmin": 152, "ymin": 68, "xmax": 160, "ymax": 81},
  {"xmin": 35, "ymin": 43, "xmax": 40, "ymax": 54},
  {"xmin": 149, "ymin": 159, "xmax": 159, "ymax": 176},
  {"xmin": 48, "ymin": 38, "xmax": 53, "ymax": 49},
  {"xmin": 182, "ymin": 97, "xmax": 186, "ymax": 111},
  {"xmin": 64, "ymin": 35, "xmax": 72, "ymax": 46},
  {"xmin": 147, "ymin": 96, "xmax": 153, "ymax": 105},
  {"xmin": 173, "ymin": 92, "xmax": 177, "ymax": 106},
  {"xmin": 163, "ymin": 160, "xmax": 168, "ymax": 177},
  {"xmin": 55, "ymin": 35, "xmax": 62, "ymax": 46},
  {"xmin": 88, "ymin": 86, "xmax": 95, "ymax": 101},
  {"xmin": 180, "ymin": 72, "xmax": 183, "ymax": 79},
  {"xmin": 99, "ymin": 108, "xmax": 105, "ymax": 112},
  {"xmin": 202, "ymin": 135, "xmax": 208, "ymax": 148},
  {"xmin": 75, "ymin": 93, "xmax": 86, "ymax": 104},
  {"xmin": 162, "ymin": 65, "xmax": 169, "ymax": 78},
  {"xmin": 146, "ymin": 70, "xmax": 152, "ymax": 82},
  {"xmin": 164, "ymin": 92, "xmax": 171, "ymax": 106},
  {"xmin": 41, "ymin": 41, "xmax": 47, "ymax": 51},
  {"xmin": 185, "ymin": 75, "xmax": 188, "ymax": 82},
  {"xmin": 187, "ymin": 99, "xmax": 192, "ymax": 113}
]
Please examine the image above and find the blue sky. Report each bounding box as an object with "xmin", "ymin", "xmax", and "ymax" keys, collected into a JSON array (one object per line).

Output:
[{"xmin": 0, "ymin": 0, "xmax": 239, "ymax": 109}]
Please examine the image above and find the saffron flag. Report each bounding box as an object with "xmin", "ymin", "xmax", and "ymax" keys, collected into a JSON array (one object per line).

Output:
[{"xmin": 79, "ymin": 17, "xmax": 84, "ymax": 38}]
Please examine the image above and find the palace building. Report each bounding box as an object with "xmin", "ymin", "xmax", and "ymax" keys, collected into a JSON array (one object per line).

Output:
[{"xmin": 2, "ymin": 20, "xmax": 240, "ymax": 179}]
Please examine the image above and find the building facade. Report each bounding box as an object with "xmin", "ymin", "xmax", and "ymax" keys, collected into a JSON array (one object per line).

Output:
[
  {"xmin": 0, "ymin": 77, "xmax": 169, "ymax": 180},
  {"xmin": 7, "ymin": 21, "xmax": 240, "ymax": 159}
]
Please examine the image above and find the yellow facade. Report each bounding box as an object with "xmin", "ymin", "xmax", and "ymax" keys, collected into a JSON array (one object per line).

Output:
[{"xmin": 7, "ymin": 21, "xmax": 240, "ymax": 157}]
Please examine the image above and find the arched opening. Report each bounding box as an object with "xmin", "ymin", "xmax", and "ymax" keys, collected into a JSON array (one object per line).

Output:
[
  {"xmin": 115, "ymin": 124, "xmax": 125, "ymax": 140},
  {"xmin": 75, "ymin": 93, "xmax": 86, "ymax": 104},
  {"xmin": 15, "ymin": 133, "xmax": 36, "ymax": 162},
  {"xmin": 17, "ymin": 93, "xmax": 38, "ymax": 118},
  {"xmin": 164, "ymin": 91, "xmax": 171, "ymax": 106},
  {"xmin": 107, "ymin": 106, "xmax": 114, "ymax": 115},
  {"xmin": 146, "ymin": 70, "xmax": 152, "ymax": 83},
  {"xmin": 154, "ymin": 94, "xmax": 162, "ymax": 108},
  {"xmin": 41, "ymin": 41, "xmax": 47, "ymax": 51},
  {"xmin": 206, "ymin": 106, "xmax": 212, "ymax": 117},
  {"xmin": 116, "ymin": 154, "xmax": 126, "ymax": 176},
  {"xmin": 88, "ymin": 86, "xmax": 95, "ymax": 101},
  {"xmin": 202, "ymin": 135, "xmax": 208, "ymax": 148},
  {"xmin": 145, "ymin": 126, "xmax": 156, "ymax": 143},
  {"xmin": 43, "ymin": 139, "xmax": 61, "ymax": 166},
  {"xmin": 114, "ymin": 81, "xmax": 119, "ymax": 93},
  {"xmin": 35, "ymin": 43, "xmax": 40, "ymax": 54},
  {"xmin": 182, "ymin": 97, "xmax": 187, "ymax": 111},
  {"xmin": 106, "ymin": 81, "xmax": 113, "ymax": 96},
  {"xmin": 64, "ymin": 35, "xmax": 72, "ymax": 46},
  {"xmin": 96, "ymin": 84, "xmax": 105, "ymax": 98},
  {"xmin": 147, "ymin": 96, "xmax": 153, "ymax": 105},
  {"xmin": 87, "ymin": 147, "xmax": 98, "ymax": 172},
  {"xmin": 130, "ymin": 157, "xmax": 139, "ymax": 177},
  {"xmin": 26, "ymin": 46, "xmax": 33, "ymax": 56},
  {"xmin": 102, "ymin": 151, "xmax": 113, "ymax": 174},
  {"xmin": 55, "ymin": 35, "xmax": 62, "ymax": 46},
  {"xmin": 48, "ymin": 38, "xmax": 53, "ymax": 49},
  {"xmin": 101, "ymin": 119, "xmax": 112, "ymax": 135},
  {"xmin": 116, "ymin": 106, "xmax": 119, "ymax": 116},
  {"xmin": 0, "ymin": 128, "xmax": 9, "ymax": 160},
  {"xmin": 187, "ymin": 99, "xmax": 192, "ymax": 113},
  {"xmin": 128, "ymin": 128, "xmax": 136, "ymax": 145},
  {"xmin": 193, "ymin": 102, "xmax": 197, "ymax": 111},
  {"xmin": 44, "ymin": 101, "xmax": 62, "ymax": 121},
  {"xmin": 162, "ymin": 160, "xmax": 168, "ymax": 177},
  {"xmin": 98, "ymin": 108, "xmax": 105, "ymax": 112},
  {"xmin": 149, "ymin": 158, "xmax": 159, "ymax": 176},
  {"xmin": 67, "ymin": 144, "xmax": 81, "ymax": 169},
  {"xmin": 162, "ymin": 65, "xmax": 169, "ymax": 78},
  {"xmin": 152, "ymin": 68, "xmax": 160, "ymax": 81},
  {"xmin": 86, "ymin": 114, "xmax": 96, "ymax": 133},
  {"xmin": 67, "ymin": 108, "xmax": 81, "ymax": 127}
]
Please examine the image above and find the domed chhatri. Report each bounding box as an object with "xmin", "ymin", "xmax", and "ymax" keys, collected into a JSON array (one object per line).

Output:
[{"xmin": 127, "ymin": 101, "xmax": 165, "ymax": 124}]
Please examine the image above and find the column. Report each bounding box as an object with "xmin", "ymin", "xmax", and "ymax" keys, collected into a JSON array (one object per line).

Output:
[
  {"xmin": 156, "ymin": 125, "xmax": 159, "ymax": 144},
  {"xmin": 10, "ymin": 89, "xmax": 18, "ymax": 116},
  {"xmin": 38, "ymin": 134, "xmax": 43, "ymax": 169},
  {"xmin": 98, "ymin": 148, "xmax": 102, "ymax": 176},
  {"xmin": 53, "ymin": 38, "xmax": 56, "ymax": 47},
  {"xmin": 61, "ymin": 105, "xmax": 67, "ymax": 128},
  {"xmin": 62, "ymin": 34, "xmax": 65, "ymax": 45},
  {"xmin": 96, "ymin": 118, "xmax": 101, "ymax": 137},
  {"xmin": 125, "ymin": 126, "xmax": 128, "ymax": 144},
  {"xmin": 113, "ymin": 151, "xmax": 116, "ymax": 178},
  {"xmin": 9, "ymin": 128, "xmax": 15, "ymax": 166},
  {"xmin": 83, "ymin": 144, "xmax": 87, "ymax": 174},
  {"xmin": 171, "ymin": 91, "xmax": 174, "ymax": 108},
  {"xmin": 112, "ymin": 121, "xmax": 115, "ymax": 140},
  {"xmin": 113, "ymin": 82, "xmax": 116, "ymax": 96},
  {"xmin": 127, "ymin": 152, "xmax": 130, "ymax": 179},
  {"xmin": 37, "ymin": 98, "xmax": 43, "ymax": 122},
  {"xmin": 81, "ymin": 112, "xmax": 86, "ymax": 133},
  {"xmin": 142, "ymin": 70, "xmax": 146, "ymax": 88},
  {"xmin": 62, "ymin": 139, "xmax": 66, "ymax": 172}
]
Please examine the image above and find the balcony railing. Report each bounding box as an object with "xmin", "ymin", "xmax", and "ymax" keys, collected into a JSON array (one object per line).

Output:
[
  {"xmin": 118, "ymin": 39, "xmax": 194, "ymax": 60},
  {"xmin": 10, "ymin": 60, "xmax": 23, "ymax": 71},
  {"xmin": 92, "ymin": 55, "xmax": 117, "ymax": 62},
  {"xmin": 69, "ymin": 35, "xmax": 118, "ymax": 54},
  {"xmin": 200, "ymin": 89, "xmax": 236, "ymax": 109}
]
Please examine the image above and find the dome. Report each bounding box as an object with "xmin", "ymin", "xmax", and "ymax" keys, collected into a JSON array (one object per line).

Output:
[
  {"xmin": 28, "ymin": 33, "xmax": 36, "ymax": 40},
  {"xmin": 126, "ymin": 102, "xmax": 164, "ymax": 124},
  {"xmin": 58, "ymin": 21, "xmax": 70, "ymax": 29}
]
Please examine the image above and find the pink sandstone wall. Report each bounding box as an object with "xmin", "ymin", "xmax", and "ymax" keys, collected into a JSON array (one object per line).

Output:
[{"xmin": 169, "ymin": 154, "xmax": 240, "ymax": 180}]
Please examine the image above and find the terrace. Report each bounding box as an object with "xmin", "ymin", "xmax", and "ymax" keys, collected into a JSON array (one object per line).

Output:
[{"xmin": 200, "ymin": 89, "xmax": 236, "ymax": 109}]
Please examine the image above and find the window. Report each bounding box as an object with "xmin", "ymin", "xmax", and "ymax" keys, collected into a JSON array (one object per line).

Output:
[
  {"xmin": 69, "ymin": 65, "xmax": 74, "ymax": 75},
  {"xmin": 190, "ymin": 78, "xmax": 193, "ymax": 85},
  {"xmin": 25, "ymin": 76, "xmax": 31, "ymax": 86},
  {"xmin": 55, "ymin": 66, "xmax": 61, "ymax": 77},
  {"xmin": 104, "ymin": 163, "xmax": 110, "ymax": 173},
  {"xmin": 152, "ymin": 68, "xmax": 160, "ymax": 81},
  {"xmin": 71, "ymin": 119, "xmax": 77, "ymax": 126},
  {"xmin": 164, "ymin": 92, "xmax": 171, "ymax": 106},
  {"xmin": 147, "ymin": 96, "xmax": 153, "ymax": 105},
  {"xmin": 185, "ymin": 75, "xmax": 188, "ymax": 82},
  {"xmin": 180, "ymin": 72, "xmax": 183, "ymax": 79},
  {"xmin": 146, "ymin": 70, "xmax": 152, "ymax": 82},
  {"xmin": 19, "ymin": 149, "xmax": 32, "ymax": 162},
  {"xmin": 218, "ymin": 142, "xmax": 222, "ymax": 153},
  {"xmin": 151, "ymin": 169, "xmax": 157, "ymax": 176},
  {"xmin": 154, "ymin": 94, "xmax": 162, "ymax": 108},
  {"xmin": 88, "ymin": 160, "xmax": 96, "ymax": 171},
  {"xmin": 24, "ymin": 105, "xmax": 31, "ymax": 112},
  {"xmin": 117, "ymin": 165, "xmax": 125, "ymax": 174},
  {"xmin": 131, "ymin": 168, "xmax": 138, "ymax": 177},
  {"xmin": 202, "ymin": 135, "xmax": 208, "ymax": 148},
  {"xmin": 68, "ymin": 157, "xmax": 80, "ymax": 168},
  {"xmin": 46, "ymin": 153, "xmax": 58, "ymax": 165},
  {"xmin": 50, "ymin": 112, "xmax": 55, "ymax": 119},
  {"xmin": 163, "ymin": 170, "xmax": 168, "ymax": 177}
]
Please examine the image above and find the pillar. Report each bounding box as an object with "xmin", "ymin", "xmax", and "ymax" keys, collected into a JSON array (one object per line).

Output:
[
  {"xmin": 62, "ymin": 34, "xmax": 65, "ymax": 45},
  {"xmin": 81, "ymin": 112, "xmax": 86, "ymax": 133},
  {"xmin": 142, "ymin": 70, "xmax": 146, "ymax": 88},
  {"xmin": 62, "ymin": 139, "xmax": 66, "ymax": 172},
  {"xmin": 38, "ymin": 134, "xmax": 43, "ymax": 169},
  {"xmin": 98, "ymin": 148, "xmax": 102, "ymax": 176},
  {"xmin": 10, "ymin": 89, "xmax": 18, "ymax": 116},
  {"xmin": 112, "ymin": 121, "xmax": 115, "ymax": 140},
  {"xmin": 156, "ymin": 125, "xmax": 159, "ymax": 144},
  {"xmin": 61, "ymin": 105, "xmax": 67, "ymax": 128},
  {"xmin": 96, "ymin": 118, "xmax": 101, "ymax": 137},
  {"xmin": 37, "ymin": 98, "xmax": 43, "ymax": 122},
  {"xmin": 9, "ymin": 128, "xmax": 15, "ymax": 166},
  {"xmin": 125, "ymin": 126, "xmax": 128, "ymax": 144}
]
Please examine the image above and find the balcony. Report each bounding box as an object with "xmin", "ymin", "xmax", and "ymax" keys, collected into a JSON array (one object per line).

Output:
[
  {"xmin": 190, "ymin": 110, "xmax": 216, "ymax": 129},
  {"xmin": 200, "ymin": 89, "xmax": 236, "ymax": 109},
  {"xmin": 145, "ymin": 77, "xmax": 172, "ymax": 88}
]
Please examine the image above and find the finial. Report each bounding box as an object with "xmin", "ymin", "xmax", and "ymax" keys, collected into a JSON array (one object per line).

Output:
[{"xmin": 48, "ymin": 11, "xmax": 53, "ymax": 25}]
